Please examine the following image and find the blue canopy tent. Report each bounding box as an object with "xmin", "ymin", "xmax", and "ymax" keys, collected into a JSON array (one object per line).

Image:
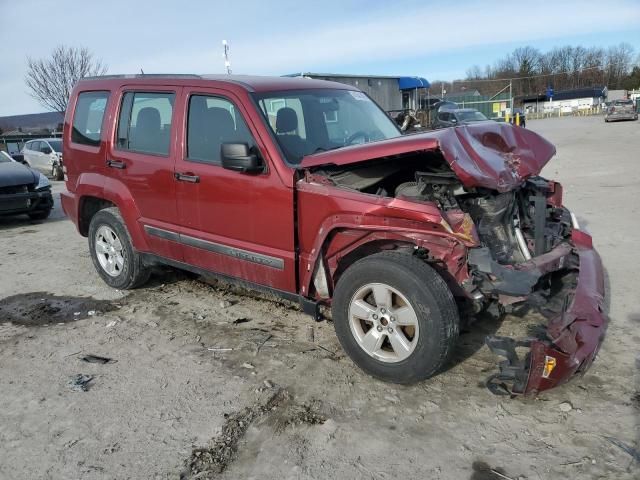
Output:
[
  {"xmin": 398, "ymin": 77, "xmax": 430, "ymax": 90},
  {"xmin": 398, "ymin": 77, "xmax": 430, "ymax": 110}
]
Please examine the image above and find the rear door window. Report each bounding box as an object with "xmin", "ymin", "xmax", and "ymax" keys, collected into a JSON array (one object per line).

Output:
[
  {"xmin": 71, "ymin": 91, "xmax": 110, "ymax": 146},
  {"xmin": 186, "ymin": 94, "xmax": 256, "ymax": 164},
  {"xmin": 116, "ymin": 91, "xmax": 175, "ymax": 156}
]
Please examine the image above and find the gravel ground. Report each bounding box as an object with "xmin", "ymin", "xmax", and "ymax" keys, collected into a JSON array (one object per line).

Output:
[{"xmin": 0, "ymin": 115, "xmax": 638, "ymax": 480}]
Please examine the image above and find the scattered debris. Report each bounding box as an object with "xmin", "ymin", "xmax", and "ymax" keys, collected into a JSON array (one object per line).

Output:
[
  {"xmin": 255, "ymin": 334, "xmax": 273, "ymax": 355},
  {"xmin": 219, "ymin": 300, "xmax": 233, "ymax": 309},
  {"xmin": 232, "ymin": 317, "xmax": 250, "ymax": 325},
  {"xmin": 67, "ymin": 374, "xmax": 94, "ymax": 392},
  {"xmin": 147, "ymin": 321, "xmax": 159, "ymax": 327},
  {"xmin": 241, "ymin": 363, "xmax": 255, "ymax": 369},
  {"xmin": 559, "ymin": 401, "xmax": 573, "ymax": 412},
  {"xmin": 306, "ymin": 325, "xmax": 315, "ymax": 343},
  {"xmin": 87, "ymin": 310, "xmax": 97, "ymax": 316},
  {"xmin": 105, "ymin": 321, "xmax": 117, "ymax": 328},
  {"xmin": 604, "ymin": 436, "xmax": 640, "ymax": 463},
  {"xmin": 263, "ymin": 380, "xmax": 274, "ymax": 389},
  {"xmin": 207, "ymin": 347, "xmax": 233, "ymax": 352},
  {"xmin": 80, "ymin": 354, "xmax": 114, "ymax": 364}
]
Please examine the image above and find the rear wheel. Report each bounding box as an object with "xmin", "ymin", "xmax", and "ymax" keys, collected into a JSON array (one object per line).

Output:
[
  {"xmin": 88, "ymin": 207, "xmax": 150, "ymax": 289},
  {"xmin": 332, "ymin": 252, "xmax": 459, "ymax": 384}
]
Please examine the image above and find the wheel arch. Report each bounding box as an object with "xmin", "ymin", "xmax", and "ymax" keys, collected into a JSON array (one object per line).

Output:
[
  {"xmin": 302, "ymin": 226, "xmax": 470, "ymax": 302},
  {"xmin": 76, "ymin": 176, "xmax": 148, "ymax": 251}
]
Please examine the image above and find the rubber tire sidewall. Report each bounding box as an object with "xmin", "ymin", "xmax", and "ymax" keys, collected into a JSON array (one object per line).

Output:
[
  {"xmin": 332, "ymin": 252, "xmax": 459, "ymax": 384},
  {"xmin": 88, "ymin": 207, "xmax": 150, "ymax": 289}
]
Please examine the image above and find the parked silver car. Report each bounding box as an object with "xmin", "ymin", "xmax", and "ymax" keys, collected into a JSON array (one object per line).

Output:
[
  {"xmin": 21, "ymin": 138, "xmax": 64, "ymax": 180},
  {"xmin": 605, "ymin": 99, "xmax": 638, "ymax": 122}
]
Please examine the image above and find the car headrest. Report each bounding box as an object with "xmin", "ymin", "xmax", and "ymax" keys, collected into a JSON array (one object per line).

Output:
[
  {"xmin": 136, "ymin": 107, "xmax": 161, "ymax": 133},
  {"xmin": 276, "ymin": 107, "xmax": 298, "ymax": 134}
]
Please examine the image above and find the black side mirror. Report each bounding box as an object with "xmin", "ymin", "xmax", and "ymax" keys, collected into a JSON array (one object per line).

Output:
[
  {"xmin": 42, "ymin": 147, "xmax": 52, "ymax": 154},
  {"xmin": 221, "ymin": 143, "xmax": 263, "ymax": 173}
]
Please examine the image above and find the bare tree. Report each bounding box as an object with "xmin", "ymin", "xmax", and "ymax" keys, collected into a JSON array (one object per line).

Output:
[{"xmin": 25, "ymin": 45, "xmax": 107, "ymax": 113}]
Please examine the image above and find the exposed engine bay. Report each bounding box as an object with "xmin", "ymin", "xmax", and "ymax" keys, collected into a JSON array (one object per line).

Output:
[{"xmin": 311, "ymin": 152, "xmax": 574, "ymax": 278}]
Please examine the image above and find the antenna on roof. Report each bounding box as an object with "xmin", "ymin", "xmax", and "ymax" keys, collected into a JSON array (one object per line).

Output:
[{"xmin": 222, "ymin": 40, "xmax": 232, "ymax": 75}]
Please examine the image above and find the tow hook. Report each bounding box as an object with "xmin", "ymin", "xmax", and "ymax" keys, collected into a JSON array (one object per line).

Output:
[{"xmin": 485, "ymin": 336, "xmax": 532, "ymax": 395}]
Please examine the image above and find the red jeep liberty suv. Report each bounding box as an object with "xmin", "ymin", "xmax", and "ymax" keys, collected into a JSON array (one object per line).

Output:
[{"xmin": 61, "ymin": 74, "xmax": 607, "ymax": 395}]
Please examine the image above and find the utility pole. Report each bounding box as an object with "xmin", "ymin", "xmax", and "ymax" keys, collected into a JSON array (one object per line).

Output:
[
  {"xmin": 509, "ymin": 79, "xmax": 513, "ymax": 114},
  {"xmin": 222, "ymin": 40, "xmax": 232, "ymax": 74}
]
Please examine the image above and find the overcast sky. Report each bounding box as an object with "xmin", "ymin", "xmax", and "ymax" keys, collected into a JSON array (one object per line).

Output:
[{"xmin": 1, "ymin": 0, "xmax": 639, "ymax": 115}]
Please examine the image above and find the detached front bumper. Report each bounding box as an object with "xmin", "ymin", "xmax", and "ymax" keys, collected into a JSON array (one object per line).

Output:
[{"xmin": 484, "ymin": 229, "xmax": 607, "ymax": 395}]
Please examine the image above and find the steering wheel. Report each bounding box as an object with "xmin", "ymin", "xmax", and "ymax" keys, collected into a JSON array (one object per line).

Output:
[{"xmin": 345, "ymin": 131, "xmax": 370, "ymax": 145}]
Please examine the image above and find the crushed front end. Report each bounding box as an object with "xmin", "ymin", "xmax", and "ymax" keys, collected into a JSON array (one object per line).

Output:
[{"xmin": 462, "ymin": 178, "xmax": 608, "ymax": 395}]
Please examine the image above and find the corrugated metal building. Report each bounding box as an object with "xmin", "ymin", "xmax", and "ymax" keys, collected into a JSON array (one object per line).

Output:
[{"xmin": 284, "ymin": 73, "xmax": 430, "ymax": 111}]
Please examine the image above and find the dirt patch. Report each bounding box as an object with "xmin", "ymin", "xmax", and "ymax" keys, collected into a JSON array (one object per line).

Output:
[
  {"xmin": 183, "ymin": 389, "xmax": 327, "ymax": 479},
  {"xmin": 470, "ymin": 461, "xmax": 512, "ymax": 480},
  {"xmin": 0, "ymin": 292, "xmax": 119, "ymax": 326},
  {"xmin": 184, "ymin": 389, "xmax": 290, "ymax": 479},
  {"xmin": 276, "ymin": 400, "xmax": 326, "ymax": 431}
]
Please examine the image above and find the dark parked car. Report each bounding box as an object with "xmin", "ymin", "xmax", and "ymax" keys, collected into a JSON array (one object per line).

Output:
[
  {"xmin": 0, "ymin": 150, "xmax": 53, "ymax": 220},
  {"xmin": 433, "ymin": 108, "xmax": 491, "ymax": 129},
  {"xmin": 605, "ymin": 99, "xmax": 637, "ymax": 122},
  {"xmin": 61, "ymin": 74, "xmax": 606, "ymax": 395}
]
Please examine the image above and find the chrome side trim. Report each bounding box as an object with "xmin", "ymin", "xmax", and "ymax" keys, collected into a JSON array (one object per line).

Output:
[
  {"xmin": 180, "ymin": 234, "xmax": 284, "ymax": 270},
  {"xmin": 144, "ymin": 225, "xmax": 284, "ymax": 270},
  {"xmin": 144, "ymin": 225, "xmax": 180, "ymax": 242}
]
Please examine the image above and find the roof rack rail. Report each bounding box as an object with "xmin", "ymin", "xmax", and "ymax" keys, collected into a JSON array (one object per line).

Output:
[{"xmin": 81, "ymin": 73, "xmax": 204, "ymax": 81}]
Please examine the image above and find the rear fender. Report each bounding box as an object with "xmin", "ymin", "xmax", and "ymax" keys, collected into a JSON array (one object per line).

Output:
[{"xmin": 75, "ymin": 174, "xmax": 148, "ymax": 251}]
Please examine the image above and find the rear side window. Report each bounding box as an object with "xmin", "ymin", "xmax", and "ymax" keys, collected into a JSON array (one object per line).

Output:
[
  {"xmin": 186, "ymin": 95, "xmax": 256, "ymax": 164},
  {"xmin": 72, "ymin": 91, "xmax": 109, "ymax": 146},
  {"xmin": 116, "ymin": 92, "xmax": 175, "ymax": 156}
]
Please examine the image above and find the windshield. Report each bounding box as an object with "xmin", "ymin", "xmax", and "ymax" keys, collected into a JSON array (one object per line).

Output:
[
  {"xmin": 253, "ymin": 89, "xmax": 401, "ymax": 165},
  {"xmin": 0, "ymin": 151, "xmax": 13, "ymax": 163},
  {"xmin": 457, "ymin": 111, "xmax": 488, "ymax": 122},
  {"xmin": 613, "ymin": 100, "xmax": 633, "ymax": 106},
  {"xmin": 47, "ymin": 139, "xmax": 62, "ymax": 152}
]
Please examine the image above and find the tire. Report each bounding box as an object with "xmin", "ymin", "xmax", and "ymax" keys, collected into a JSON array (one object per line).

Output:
[
  {"xmin": 28, "ymin": 209, "xmax": 51, "ymax": 220},
  {"xmin": 332, "ymin": 252, "xmax": 459, "ymax": 384},
  {"xmin": 88, "ymin": 207, "xmax": 151, "ymax": 289}
]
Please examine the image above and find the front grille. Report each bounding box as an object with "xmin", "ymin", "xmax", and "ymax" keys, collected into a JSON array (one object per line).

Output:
[{"xmin": 0, "ymin": 185, "xmax": 29, "ymax": 195}]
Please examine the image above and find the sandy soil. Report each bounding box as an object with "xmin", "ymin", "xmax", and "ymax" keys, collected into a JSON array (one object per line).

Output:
[{"xmin": 0, "ymin": 115, "xmax": 638, "ymax": 479}]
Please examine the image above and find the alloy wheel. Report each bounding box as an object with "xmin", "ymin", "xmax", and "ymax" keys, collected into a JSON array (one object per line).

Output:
[{"xmin": 348, "ymin": 282, "xmax": 419, "ymax": 363}]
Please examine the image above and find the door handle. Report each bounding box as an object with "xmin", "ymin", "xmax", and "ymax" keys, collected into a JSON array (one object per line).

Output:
[
  {"xmin": 106, "ymin": 159, "xmax": 126, "ymax": 169},
  {"xmin": 174, "ymin": 172, "xmax": 200, "ymax": 183}
]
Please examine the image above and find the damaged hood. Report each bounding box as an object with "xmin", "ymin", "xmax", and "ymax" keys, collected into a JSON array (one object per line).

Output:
[{"xmin": 301, "ymin": 123, "xmax": 556, "ymax": 192}]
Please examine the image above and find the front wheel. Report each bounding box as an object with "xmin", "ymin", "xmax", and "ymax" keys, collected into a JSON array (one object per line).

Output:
[
  {"xmin": 332, "ymin": 252, "xmax": 459, "ymax": 384},
  {"xmin": 88, "ymin": 207, "xmax": 151, "ymax": 289}
]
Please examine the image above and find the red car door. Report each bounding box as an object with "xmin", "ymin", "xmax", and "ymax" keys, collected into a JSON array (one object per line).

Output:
[
  {"xmin": 106, "ymin": 86, "xmax": 183, "ymax": 262},
  {"xmin": 173, "ymin": 87, "xmax": 296, "ymax": 292}
]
